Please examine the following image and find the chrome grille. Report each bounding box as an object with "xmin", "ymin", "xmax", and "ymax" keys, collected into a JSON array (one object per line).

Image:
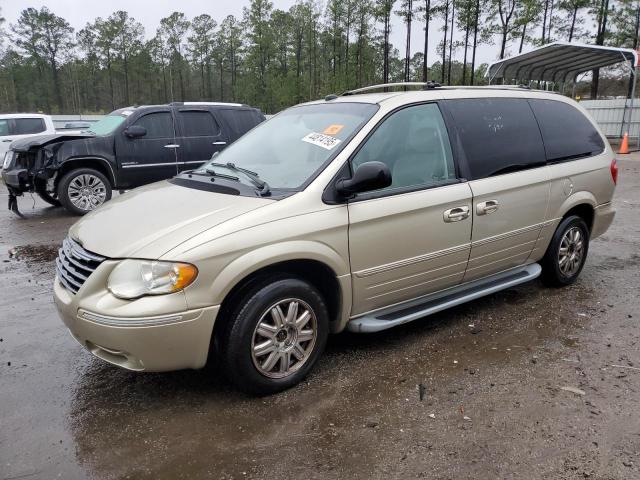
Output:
[{"xmin": 55, "ymin": 237, "xmax": 105, "ymax": 294}]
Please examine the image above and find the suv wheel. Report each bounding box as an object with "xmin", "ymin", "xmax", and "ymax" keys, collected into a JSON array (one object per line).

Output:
[
  {"xmin": 58, "ymin": 168, "xmax": 112, "ymax": 215},
  {"xmin": 541, "ymin": 215, "xmax": 590, "ymax": 287},
  {"xmin": 37, "ymin": 190, "xmax": 61, "ymax": 207},
  {"xmin": 218, "ymin": 277, "xmax": 329, "ymax": 395}
]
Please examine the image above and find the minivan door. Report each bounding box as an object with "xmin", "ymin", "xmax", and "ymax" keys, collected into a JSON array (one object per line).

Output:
[
  {"xmin": 347, "ymin": 103, "xmax": 473, "ymax": 316},
  {"xmin": 115, "ymin": 109, "xmax": 179, "ymax": 187},
  {"xmin": 174, "ymin": 108, "xmax": 229, "ymax": 172},
  {"xmin": 444, "ymin": 98, "xmax": 550, "ymax": 282}
]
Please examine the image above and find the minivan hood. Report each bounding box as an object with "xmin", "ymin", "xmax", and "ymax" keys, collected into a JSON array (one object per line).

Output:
[{"xmin": 69, "ymin": 180, "xmax": 274, "ymax": 259}]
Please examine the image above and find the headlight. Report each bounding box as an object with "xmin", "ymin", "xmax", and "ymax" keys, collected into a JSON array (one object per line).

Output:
[
  {"xmin": 2, "ymin": 151, "xmax": 12, "ymax": 169},
  {"xmin": 107, "ymin": 259, "xmax": 198, "ymax": 299}
]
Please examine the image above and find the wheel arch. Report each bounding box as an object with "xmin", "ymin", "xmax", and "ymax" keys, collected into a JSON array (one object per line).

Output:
[
  {"xmin": 554, "ymin": 191, "xmax": 596, "ymax": 232},
  {"xmin": 206, "ymin": 243, "xmax": 352, "ymax": 337},
  {"xmin": 56, "ymin": 157, "xmax": 115, "ymax": 187}
]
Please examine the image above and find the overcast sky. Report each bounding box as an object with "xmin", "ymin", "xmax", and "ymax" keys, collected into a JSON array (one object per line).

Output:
[{"xmin": 2, "ymin": 0, "xmax": 500, "ymax": 67}]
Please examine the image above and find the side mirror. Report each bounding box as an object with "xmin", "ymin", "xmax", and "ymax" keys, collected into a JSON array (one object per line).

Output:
[
  {"xmin": 336, "ymin": 161, "xmax": 392, "ymax": 197},
  {"xmin": 124, "ymin": 125, "xmax": 147, "ymax": 139}
]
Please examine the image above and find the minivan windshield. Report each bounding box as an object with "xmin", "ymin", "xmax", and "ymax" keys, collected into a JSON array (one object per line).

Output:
[
  {"xmin": 85, "ymin": 114, "xmax": 127, "ymax": 136},
  {"xmin": 196, "ymin": 103, "xmax": 378, "ymax": 190}
]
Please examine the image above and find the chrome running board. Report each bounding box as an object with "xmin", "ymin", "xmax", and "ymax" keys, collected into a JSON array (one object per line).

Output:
[{"xmin": 347, "ymin": 263, "xmax": 542, "ymax": 333}]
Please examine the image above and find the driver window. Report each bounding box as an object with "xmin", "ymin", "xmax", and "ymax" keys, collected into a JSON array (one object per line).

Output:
[
  {"xmin": 351, "ymin": 103, "xmax": 456, "ymax": 193},
  {"xmin": 133, "ymin": 112, "xmax": 174, "ymax": 139}
]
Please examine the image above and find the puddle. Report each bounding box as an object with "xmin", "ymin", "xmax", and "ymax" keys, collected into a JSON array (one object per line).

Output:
[{"xmin": 8, "ymin": 244, "xmax": 60, "ymax": 263}]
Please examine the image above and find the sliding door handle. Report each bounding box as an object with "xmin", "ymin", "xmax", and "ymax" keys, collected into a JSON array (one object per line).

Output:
[
  {"xmin": 164, "ymin": 144, "xmax": 180, "ymax": 149},
  {"xmin": 443, "ymin": 206, "xmax": 470, "ymax": 223}
]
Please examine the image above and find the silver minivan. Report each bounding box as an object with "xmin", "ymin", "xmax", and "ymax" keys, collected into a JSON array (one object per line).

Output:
[{"xmin": 53, "ymin": 85, "xmax": 617, "ymax": 394}]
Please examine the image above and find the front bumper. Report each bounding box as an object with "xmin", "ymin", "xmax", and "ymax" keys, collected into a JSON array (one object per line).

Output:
[
  {"xmin": 53, "ymin": 276, "xmax": 219, "ymax": 371},
  {"xmin": 1, "ymin": 167, "xmax": 30, "ymax": 193}
]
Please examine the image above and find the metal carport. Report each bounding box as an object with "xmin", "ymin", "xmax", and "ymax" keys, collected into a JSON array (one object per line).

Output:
[{"xmin": 487, "ymin": 42, "xmax": 639, "ymax": 137}]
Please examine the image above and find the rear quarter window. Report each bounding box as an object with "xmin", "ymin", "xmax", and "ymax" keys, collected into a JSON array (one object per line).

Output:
[
  {"xmin": 446, "ymin": 98, "xmax": 546, "ymax": 179},
  {"xmin": 528, "ymin": 99, "xmax": 605, "ymax": 161},
  {"xmin": 218, "ymin": 109, "xmax": 264, "ymax": 139}
]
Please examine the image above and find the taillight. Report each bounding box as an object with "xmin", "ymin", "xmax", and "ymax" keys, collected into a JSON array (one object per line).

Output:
[{"xmin": 611, "ymin": 158, "xmax": 618, "ymax": 185}]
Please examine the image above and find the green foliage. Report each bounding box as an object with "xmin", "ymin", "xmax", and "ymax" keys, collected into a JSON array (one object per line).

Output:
[{"xmin": 2, "ymin": 1, "xmax": 634, "ymax": 114}]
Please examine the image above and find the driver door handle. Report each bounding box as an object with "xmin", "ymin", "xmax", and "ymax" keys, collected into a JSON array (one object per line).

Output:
[
  {"xmin": 2, "ymin": 139, "xmax": 13, "ymax": 142},
  {"xmin": 212, "ymin": 141, "xmax": 227, "ymax": 145},
  {"xmin": 164, "ymin": 144, "xmax": 180, "ymax": 149},
  {"xmin": 443, "ymin": 206, "xmax": 470, "ymax": 223},
  {"xmin": 476, "ymin": 200, "xmax": 499, "ymax": 215}
]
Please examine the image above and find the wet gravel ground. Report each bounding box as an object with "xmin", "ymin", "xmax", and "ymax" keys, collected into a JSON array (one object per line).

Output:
[{"xmin": 1, "ymin": 158, "xmax": 640, "ymax": 480}]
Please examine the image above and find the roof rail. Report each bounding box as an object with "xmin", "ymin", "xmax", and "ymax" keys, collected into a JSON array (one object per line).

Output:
[{"xmin": 342, "ymin": 82, "xmax": 442, "ymax": 96}]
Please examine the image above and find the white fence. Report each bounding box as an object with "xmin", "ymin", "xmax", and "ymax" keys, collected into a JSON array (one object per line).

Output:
[{"xmin": 581, "ymin": 99, "xmax": 640, "ymax": 139}]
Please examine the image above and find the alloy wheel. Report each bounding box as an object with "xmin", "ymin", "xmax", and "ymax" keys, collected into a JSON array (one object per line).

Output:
[
  {"xmin": 68, "ymin": 174, "xmax": 107, "ymax": 211},
  {"xmin": 558, "ymin": 226, "xmax": 585, "ymax": 277},
  {"xmin": 251, "ymin": 298, "xmax": 318, "ymax": 379}
]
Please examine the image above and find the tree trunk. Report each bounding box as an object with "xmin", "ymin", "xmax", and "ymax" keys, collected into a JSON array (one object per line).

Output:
[
  {"xmin": 470, "ymin": 0, "xmax": 480, "ymax": 85},
  {"xmin": 547, "ymin": 0, "xmax": 555, "ymax": 42},
  {"xmin": 405, "ymin": 0, "xmax": 413, "ymax": 82},
  {"xmin": 541, "ymin": 0, "xmax": 549, "ymax": 44},
  {"xmin": 447, "ymin": 0, "xmax": 454, "ymax": 83},
  {"xmin": 441, "ymin": 0, "xmax": 449, "ymax": 84},
  {"xmin": 568, "ymin": 7, "xmax": 577, "ymax": 41},
  {"xmin": 422, "ymin": 0, "xmax": 431, "ymax": 81},
  {"xmin": 519, "ymin": 23, "xmax": 527, "ymax": 53},
  {"xmin": 462, "ymin": 16, "xmax": 470, "ymax": 85},
  {"xmin": 591, "ymin": 0, "xmax": 610, "ymax": 99}
]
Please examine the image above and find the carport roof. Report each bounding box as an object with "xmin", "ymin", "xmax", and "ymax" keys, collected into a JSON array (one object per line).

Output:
[{"xmin": 487, "ymin": 41, "xmax": 638, "ymax": 83}]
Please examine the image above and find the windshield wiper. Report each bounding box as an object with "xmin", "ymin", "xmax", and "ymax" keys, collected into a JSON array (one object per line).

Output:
[
  {"xmin": 210, "ymin": 162, "xmax": 270, "ymax": 196},
  {"xmin": 204, "ymin": 167, "xmax": 240, "ymax": 182}
]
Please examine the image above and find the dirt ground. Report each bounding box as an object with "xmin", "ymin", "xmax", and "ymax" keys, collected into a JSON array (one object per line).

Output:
[{"xmin": 1, "ymin": 156, "xmax": 639, "ymax": 480}]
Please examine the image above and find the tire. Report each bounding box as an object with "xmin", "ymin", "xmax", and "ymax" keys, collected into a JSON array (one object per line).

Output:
[
  {"xmin": 541, "ymin": 215, "xmax": 590, "ymax": 287},
  {"xmin": 57, "ymin": 168, "xmax": 112, "ymax": 215},
  {"xmin": 36, "ymin": 190, "xmax": 61, "ymax": 207},
  {"xmin": 218, "ymin": 277, "xmax": 329, "ymax": 395}
]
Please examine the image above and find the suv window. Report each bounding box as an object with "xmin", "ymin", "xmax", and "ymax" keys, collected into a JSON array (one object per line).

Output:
[
  {"xmin": 528, "ymin": 99, "xmax": 605, "ymax": 161},
  {"xmin": 218, "ymin": 109, "xmax": 261, "ymax": 138},
  {"xmin": 0, "ymin": 118, "xmax": 46, "ymax": 136},
  {"xmin": 177, "ymin": 110, "xmax": 220, "ymax": 137},
  {"xmin": 134, "ymin": 112, "xmax": 174, "ymax": 139},
  {"xmin": 446, "ymin": 98, "xmax": 546, "ymax": 179},
  {"xmin": 13, "ymin": 118, "xmax": 46, "ymax": 135},
  {"xmin": 351, "ymin": 103, "xmax": 456, "ymax": 193}
]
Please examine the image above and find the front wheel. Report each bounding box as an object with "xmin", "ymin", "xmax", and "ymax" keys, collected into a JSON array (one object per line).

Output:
[
  {"xmin": 57, "ymin": 168, "xmax": 112, "ymax": 215},
  {"xmin": 218, "ymin": 277, "xmax": 329, "ymax": 395},
  {"xmin": 541, "ymin": 215, "xmax": 590, "ymax": 287}
]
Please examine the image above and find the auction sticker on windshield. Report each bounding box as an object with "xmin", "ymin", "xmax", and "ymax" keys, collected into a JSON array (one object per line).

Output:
[{"xmin": 302, "ymin": 132, "xmax": 342, "ymax": 150}]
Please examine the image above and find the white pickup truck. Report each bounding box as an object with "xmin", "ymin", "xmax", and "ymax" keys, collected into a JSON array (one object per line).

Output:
[{"xmin": 1, "ymin": 114, "xmax": 56, "ymax": 167}]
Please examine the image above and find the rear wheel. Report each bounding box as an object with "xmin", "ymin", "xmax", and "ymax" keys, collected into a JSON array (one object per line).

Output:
[
  {"xmin": 57, "ymin": 168, "xmax": 112, "ymax": 215},
  {"xmin": 541, "ymin": 215, "xmax": 590, "ymax": 287},
  {"xmin": 36, "ymin": 190, "xmax": 61, "ymax": 207},
  {"xmin": 218, "ymin": 277, "xmax": 329, "ymax": 395}
]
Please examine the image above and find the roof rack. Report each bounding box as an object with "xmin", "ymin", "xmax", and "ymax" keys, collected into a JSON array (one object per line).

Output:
[{"xmin": 341, "ymin": 82, "xmax": 442, "ymax": 96}]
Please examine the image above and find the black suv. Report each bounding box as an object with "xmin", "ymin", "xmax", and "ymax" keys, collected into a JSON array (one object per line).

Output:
[{"xmin": 1, "ymin": 102, "xmax": 265, "ymax": 215}]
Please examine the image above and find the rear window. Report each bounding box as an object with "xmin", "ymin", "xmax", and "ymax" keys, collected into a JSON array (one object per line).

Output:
[
  {"xmin": 177, "ymin": 110, "xmax": 220, "ymax": 137},
  {"xmin": 446, "ymin": 98, "xmax": 546, "ymax": 179},
  {"xmin": 13, "ymin": 118, "xmax": 46, "ymax": 135},
  {"xmin": 217, "ymin": 109, "xmax": 263, "ymax": 139},
  {"xmin": 0, "ymin": 118, "xmax": 46, "ymax": 136},
  {"xmin": 528, "ymin": 99, "xmax": 605, "ymax": 162}
]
